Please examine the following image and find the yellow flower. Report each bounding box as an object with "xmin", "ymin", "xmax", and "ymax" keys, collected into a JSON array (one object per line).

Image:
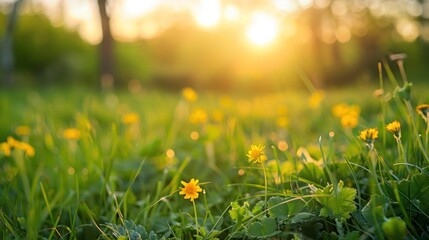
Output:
[
  {"xmin": 308, "ymin": 91, "xmax": 324, "ymax": 109},
  {"xmin": 63, "ymin": 128, "xmax": 81, "ymax": 140},
  {"xmin": 416, "ymin": 104, "xmax": 429, "ymax": 122},
  {"xmin": 16, "ymin": 142, "xmax": 35, "ymax": 157},
  {"xmin": 359, "ymin": 128, "xmax": 378, "ymax": 150},
  {"xmin": 386, "ymin": 120, "xmax": 401, "ymax": 141},
  {"xmin": 359, "ymin": 128, "xmax": 378, "ymax": 142},
  {"xmin": 0, "ymin": 142, "xmax": 11, "ymax": 156},
  {"xmin": 340, "ymin": 114, "xmax": 358, "ymax": 128},
  {"xmin": 179, "ymin": 178, "xmax": 203, "ymax": 202},
  {"xmin": 332, "ymin": 103, "xmax": 360, "ymax": 118},
  {"xmin": 7, "ymin": 136, "xmax": 19, "ymax": 148},
  {"xmin": 247, "ymin": 144, "xmax": 267, "ymax": 163},
  {"xmin": 276, "ymin": 116, "xmax": 289, "ymax": 128},
  {"xmin": 15, "ymin": 125, "xmax": 31, "ymax": 136},
  {"xmin": 2, "ymin": 137, "xmax": 35, "ymax": 157},
  {"xmin": 182, "ymin": 87, "xmax": 198, "ymax": 102},
  {"xmin": 189, "ymin": 109, "xmax": 208, "ymax": 125},
  {"xmin": 121, "ymin": 113, "xmax": 140, "ymax": 125},
  {"xmin": 386, "ymin": 121, "xmax": 401, "ymax": 135}
]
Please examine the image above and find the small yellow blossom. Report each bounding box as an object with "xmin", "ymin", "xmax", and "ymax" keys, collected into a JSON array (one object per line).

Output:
[
  {"xmin": 16, "ymin": 142, "xmax": 35, "ymax": 157},
  {"xmin": 15, "ymin": 125, "xmax": 31, "ymax": 136},
  {"xmin": 179, "ymin": 178, "xmax": 203, "ymax": 202},
  {"xmin": 309, "ymin": 91, "xmax": 324, "ymax": 109},
  {"xmin": 359, "ymin": 128, "xmax": 379, "ymax": 142},
  {"xmin": 416, "ymin": 104, "xmax": 429, "ymax": 122},
  {"xmin": 211, "ymin": 109, "xmax": 224, "ymax": 123},
  {"xmin": 1, "ymin": 137, "xmax": 35, "ymax": 157},
  {"xmin": 386, "ymin": 121, "xmax": 401, "ymax": 141},
  {"xmin": 182, "ymin": 87, "xmax": 198, "ymax": 102},
  {"xmin": 63, "ymin": 128, "xmax": 81, "ymax": 140},
  {"xmin": 189, "ymin": 109, "xmax": 208, "ymax": 125},
  {"xmin": 340, "ymin": 114, "xmax": 358, "ymax": 128},
  {"xmin": 359, "ymin": 128, "xmax": 378, "ymax": 150},
  {"xmin": 386, "ymin": 121, "xmax": 401, "ymax": 134},
  {"xmin": 121, "ymin": 113, "xmax": 140, "ymax": 125},
  {"xmin": 276, "ymin": 116, "xmax": 289, "ymax": 128},
  {"xmin": 7, "ymin": 136, "xmax": 20, "ymax": 148},
  {"xmin": 0, "ymin": 142, "xmax": 11, "ymax": 156},
  {"xmin": 247, "ymin": 144, "xmax": 267, "ymax": 163},
  {"xmin": 332, "ymin": 103, "xmax": 360, "ymax": 118}
]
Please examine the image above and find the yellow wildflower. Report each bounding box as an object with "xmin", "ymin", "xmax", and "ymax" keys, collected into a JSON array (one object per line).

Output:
[
  {"xmin": 121, "ymin": 113, "xmax": 140, "ymax": 125},
  {"xmin": 211, "ymin": 109, "xmax": 224, "ymax": 123},
  {"xmin": 63, "ymin": 128, "xmax": 81, "ymax": 140},
  {"xmin": 2, "ymin": 137, "xmax": 35, "ymax": 157},
  {"xmin": 276, "ymin": 116, "xmax": 289, "ymax": 128},
  {"xmin": 0, "ymin": 142, "xmax": 11, "ymax": 156},
  {"xmin": 332, "ymin": 103, "xmax": 360, "ymax": 118},
  {"xmin": 416, "ymin": 104, "xmax": 429, "ymax": 122},
  {"xmin": 247, "ymin": 144, "xmax": 267, "ymax": 163},
  {"xmin": 182, "ymin": 87, "xmax": 198, "ymax": 102},
  {"xmin": 179, "ymin": 178, "xmax": 203, "ymax": 202},
  {"xmin": 7, "ymin": 136, "xmax": 19, "ymax": 148},
  {"xmin": 309, "ymin": 91, "xmax": 324, "ymax": 109},
  {"xmin": 16, "ymin": 142, "xmax": 35, "ymax": 157},
  {"xmin": 359, "ymin": 128, "xmax": 378, "ymax": 142},
  {"xmin": 386, "ymin": 121, "xmax": 401, "ymax": 135},
  {"xmin": 340, "ymin": 114, "xmax": 358, "ymax": 128},
  {"xmin": 189, "ymin": 109, "xmax": 208, "ymax": 125},
  {"xmin": 359, "ymin": 128, "xmax": 378, "ymax": 150},
  {"xmin": 15, "ymin": 125, "xmax": 31, "ymax": 136}
]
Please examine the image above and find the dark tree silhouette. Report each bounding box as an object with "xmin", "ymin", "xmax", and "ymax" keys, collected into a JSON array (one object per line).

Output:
[
  {"xmin": 1, "ymin": 0, "xmax": 23, "ymax": 87},
  {"xmin": 97, "ymin": 0, "xmax": 115, "ymax": 89}
]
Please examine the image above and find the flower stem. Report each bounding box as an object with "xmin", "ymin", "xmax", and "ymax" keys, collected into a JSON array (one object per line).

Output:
[
  {"xmin": 203, "ymin": 190, "xmax": 214, "ymax": 224},
  {"xmin": 192, "ymin": 200, "xmax": 199, "ymax": 236},
  {"xmin": 262, "ymin": 162, "xmax": 268, "ymax": 212}
]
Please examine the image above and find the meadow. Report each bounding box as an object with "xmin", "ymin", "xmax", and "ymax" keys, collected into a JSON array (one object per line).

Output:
[{"xmin": 1, "ymin": 62, "xmax": 429, "ymax": 240}]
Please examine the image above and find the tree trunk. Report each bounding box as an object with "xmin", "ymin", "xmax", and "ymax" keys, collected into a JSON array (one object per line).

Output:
[
  {"xmin": 97, "ymin": 0, "xmax": 114, "ymax": 89},
  {"xmin": 1, "ymin": 0, "xmax": 23, "ymax": 87}
]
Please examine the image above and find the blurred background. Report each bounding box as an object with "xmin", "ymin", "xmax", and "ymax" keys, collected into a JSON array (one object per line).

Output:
[{"xmin": 0, "ymin": 0, "xmax": 428, "ymax": 92}]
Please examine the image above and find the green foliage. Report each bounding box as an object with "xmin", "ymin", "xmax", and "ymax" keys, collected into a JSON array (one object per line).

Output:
[
  {"xmin": 314, "ymin": 181, "xmax": 357, "ymax": 220},
  {"xmin": 1, "ymin": 63, "xmax": 429, "ymax": 240},
  {"xmin": 247, "ymin": 218, "xmax": 279, "ymax": 238},
  {"xmin": 382, "ymin": 217, "xmax": 407, "ymax": 240},
  {"xmin": 101, "ymin": 220, "xmax": 162, "ymax": 240}
]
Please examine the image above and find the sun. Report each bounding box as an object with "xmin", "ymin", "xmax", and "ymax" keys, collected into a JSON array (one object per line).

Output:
[{"xmin": 246, "ymin": 12, "xmax": 279, "ymax": 46}]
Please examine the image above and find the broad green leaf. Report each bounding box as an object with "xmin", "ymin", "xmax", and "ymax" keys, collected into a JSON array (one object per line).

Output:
[
  {"xmin": 247, "ymin": 218, "xmax": 280, "ymax": 238},
  {"xmin": 298, "ymin": 163, "xmax": 326, "ymax": 185},
  {"xmin": 316, "ymin": 180, "xmax": 357, "ymax": 219},
  {"xmin": 362, "ymin": 194, "xmax": 389, "ymax": 225},
  {"xmin": 382, "ymin": 217, "xmax": 407, "ymax": 240},
  {"xmin": 229, "ymin": 201, "xmax": 249, "ymax": 223},
  {"xmin": 267, "ymin": 196, "xmax": 289, "ymax": 219},
  {"xmin": 290, "ymin": 212, "xmax": 315, "ymax": 224},
  {"xmin": 389, "ymin": 172, "xmax": 429, "ymax": 214}
]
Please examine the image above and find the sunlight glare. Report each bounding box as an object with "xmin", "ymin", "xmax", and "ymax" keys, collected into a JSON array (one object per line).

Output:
[
  {"xmin": 272, "ymin": 0, "xmax": 299, "ymax": 12},
  {"xmin": 193, "ymin": 0, "xmax": 221, "ymax": 28},
  {"xmin": 246, "ymin": 12, "xmax": 279, "ymax": 46},
  {"xmin": 123, "ymin": 0, "xmax": 161, "ymax": 17},
  {"xmin": 224, "ymin": 4, "xmax": 240, "ymax": 21}
]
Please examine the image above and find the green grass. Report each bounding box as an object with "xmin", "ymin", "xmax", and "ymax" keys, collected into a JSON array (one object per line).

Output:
[{"xmin": 1, "ymin": 68, "xmax": 429, "ymax": 239}]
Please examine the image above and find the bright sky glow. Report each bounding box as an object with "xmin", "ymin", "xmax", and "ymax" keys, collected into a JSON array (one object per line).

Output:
[
  {"xmin": 12, "ymin": 0, "xmax": 425, "ymax": 44},
  {"xmin": 246, "ymin": 12, "xmax": 279, "ymax": 46},
  {"xmin": 224, "ymin": 4, "xmax": 240, "ymax": 21},
  {"xmin": 192, "ymin": 0, "xmax": 221, "ymax": 28}
]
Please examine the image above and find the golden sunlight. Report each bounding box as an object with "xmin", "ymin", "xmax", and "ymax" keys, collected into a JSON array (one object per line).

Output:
[
  {"xmin": 246, "ymin": 12, "xmax": 279, "ymax": 46},
  {"xmin": 192, "ymin": 0, "xmax": 222, "ymax": 28}
]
